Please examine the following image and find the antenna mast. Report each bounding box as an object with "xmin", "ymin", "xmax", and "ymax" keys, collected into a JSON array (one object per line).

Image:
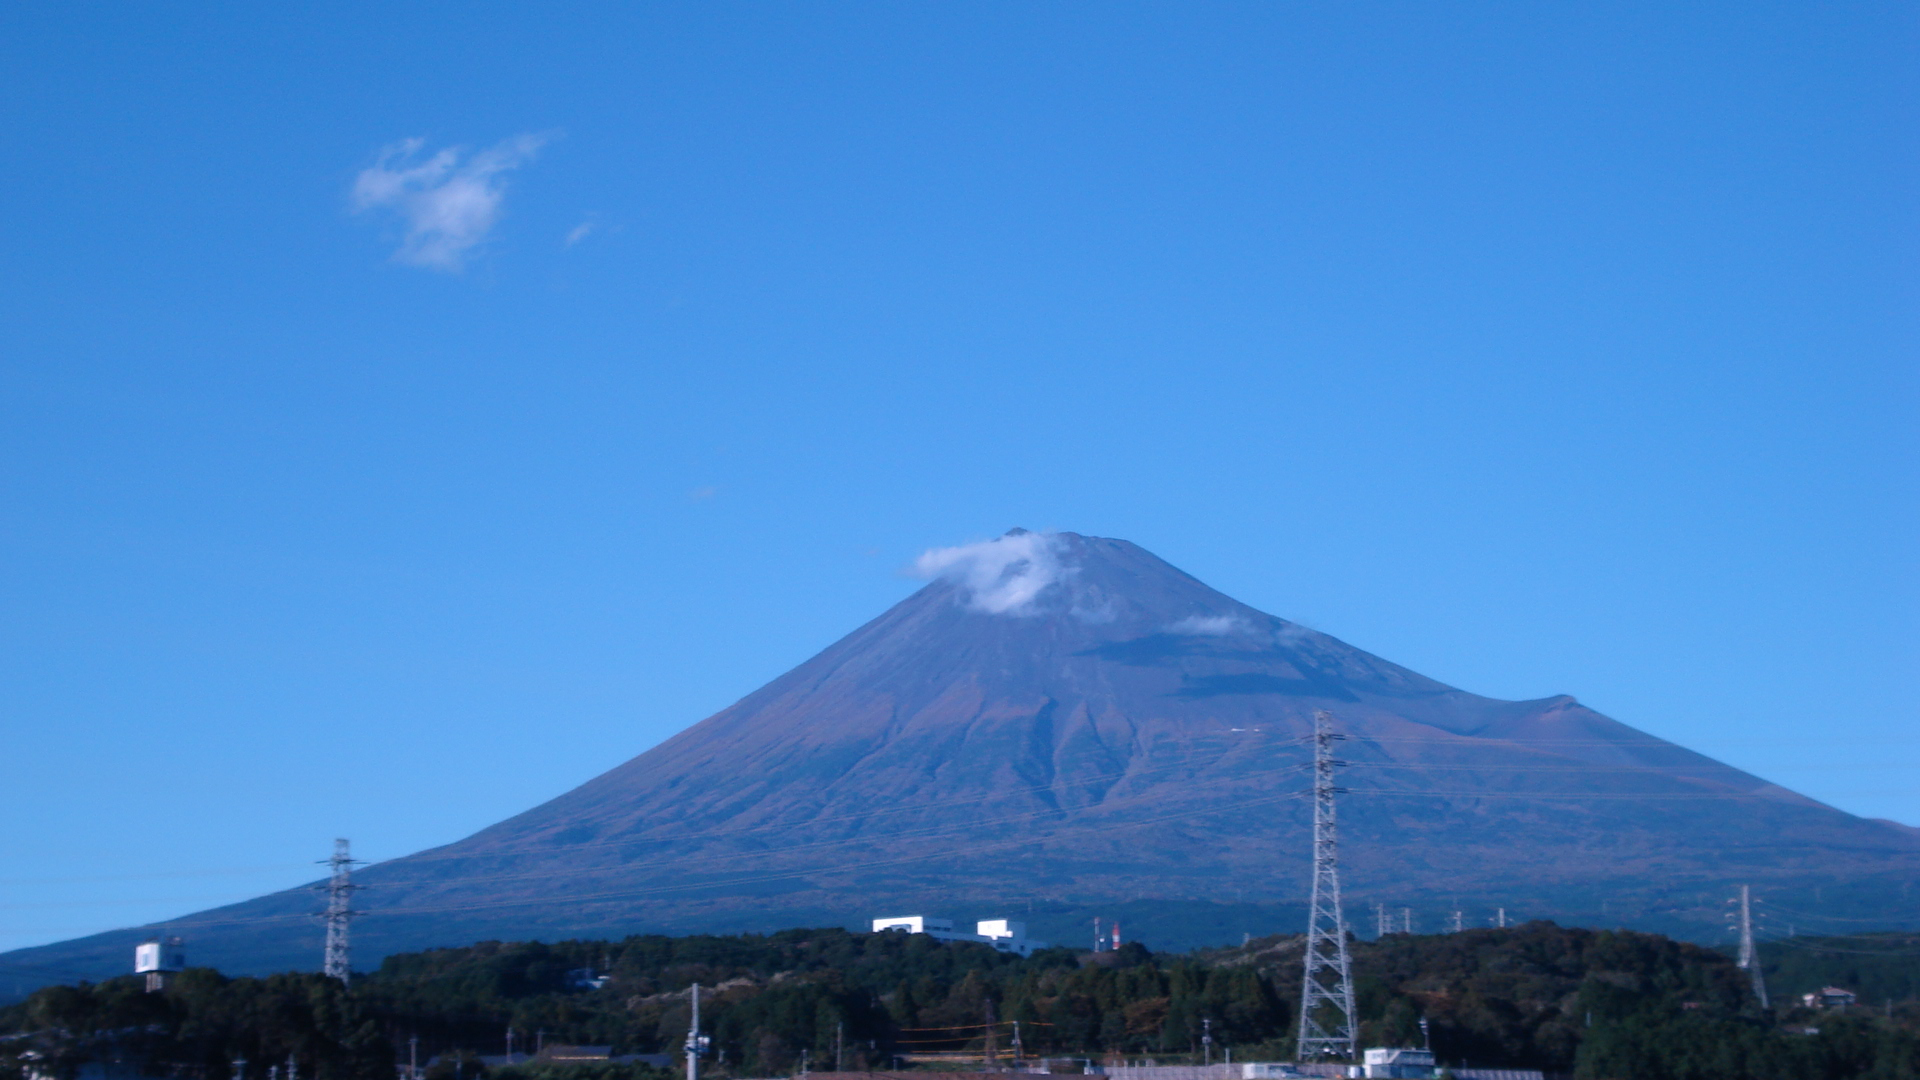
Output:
[
  {"xmin": 318, "ymin": 839, "xmax": 361, "ymax": 983},
  {"xmin": 1296, "ymin": 709, "xmax": 1356, "ymax": 1061}
]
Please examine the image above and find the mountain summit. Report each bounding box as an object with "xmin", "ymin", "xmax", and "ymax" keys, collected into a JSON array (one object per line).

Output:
[{"xmin": 7, "ymin": 531, "xmax": 1915, "ymax": 985}]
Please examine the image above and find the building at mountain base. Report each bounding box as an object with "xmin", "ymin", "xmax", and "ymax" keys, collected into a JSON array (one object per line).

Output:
[
  {"xmin": 1802, "ymin": 986, "xmax": 1857, "ymax": 1009},
  {"xmin": 1361, "ymin": 1048, "xmax": 1435, "ymax": 1078},
  {"xmin": 871, "ymin": 915, "xmax": 1048, "ymax": 956}
]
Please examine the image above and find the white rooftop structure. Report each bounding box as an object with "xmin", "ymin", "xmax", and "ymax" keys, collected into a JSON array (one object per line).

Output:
[
  {"xmin": 135, "ymin": 937, "xmax": 186, "ymax": 994},
  {"xmin": 135, "ymin": 938, "xmax": 185, "ymax": 974},
  {"xmin": 870, "ymin": 915, "xmax": 1047, "ymax": 956},
  {"xmin": 871, "ymin": 916, "xmax": 954, "ymax": 934},
  {"xmin": 1362, "ymin": 1048, "xmax": 1435, "ymax": 1079}
]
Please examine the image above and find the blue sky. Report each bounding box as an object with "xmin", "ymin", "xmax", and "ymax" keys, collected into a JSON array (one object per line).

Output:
[{"xmin": 1, "ymin": 3, "xmax": 1913, "ymax": 955}]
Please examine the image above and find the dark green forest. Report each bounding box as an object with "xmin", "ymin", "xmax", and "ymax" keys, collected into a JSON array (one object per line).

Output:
[
  {"xmin": 1757, "ymin": 934, "xmax": 1920, "ymax": 1011},
  {"xmin": 3, "ymin": 924, "xmax": 1915, "ymax": 1080}
]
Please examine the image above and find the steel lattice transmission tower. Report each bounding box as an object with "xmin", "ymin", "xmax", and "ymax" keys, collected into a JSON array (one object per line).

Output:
[
  {"xmin": 1734, "ymin": 884, "xmax": 1769, "ymax": 1009},
  {"xmin": 318, "ymin": 839, "xmax": 362, "ymax": 984},
  {"xmin": 1296, "ymin": 709, "xmax": 1357, "ymax": 1061}
]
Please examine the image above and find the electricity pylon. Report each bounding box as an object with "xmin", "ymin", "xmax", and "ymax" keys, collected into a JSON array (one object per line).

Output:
[
  {"xmin": 1296, "ymin": 709, "xmax": 1356, "ymax": 1061},
  {"xmin": 317, "ymin": 839, "xmax": 361, "ymax": 983},
  {"xmin": 1734, "ymin": 885, "xmax": 1770, "ymax": 1009},
  {"xmin": 685, "ymin": 983, "xmax": 710, "ymax": 1080}
]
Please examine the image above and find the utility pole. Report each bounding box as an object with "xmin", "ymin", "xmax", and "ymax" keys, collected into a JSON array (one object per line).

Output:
[
  {"xmin": 1400, "ymin": 908, "xmax": 1412, "ymax": 935},
  {"xmin": 1094, "ymin": 916, "xmax": 1103, "ymax": 953},
  {"xmin": 836, "ymin": 1022, "xmax": 844, "ymax": 1071},
  {"xmin": 409, "ymin": 1037, "xmax": 418, "ymax": 1080},
  {"xmin": 1735, "ymin": 885, "xmax": 1770, "ymax": 1009},
  {"xmin": 1011, "ymin": 1020, "xmax": 1022, "ymax": 1063},
  {"xmin": 1375, "ymin": 903, "xmax": 1390, "ymax": 938},
  {"xmin": 1296, "ymin": 709, "xmax": 1357, "ymax": 1062},
  {"xmin": 1202, "ymin": 1019, "xmax": 1213, "ymax": 1066},
  {"xmin": 317, "ymin": 839, "xmax": 361, "ymax": 983}
]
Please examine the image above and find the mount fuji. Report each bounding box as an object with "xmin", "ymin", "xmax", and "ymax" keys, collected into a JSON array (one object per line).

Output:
[{"xmin": 6, "ymin": 530, "xmax": 1914, "ymax": 990}]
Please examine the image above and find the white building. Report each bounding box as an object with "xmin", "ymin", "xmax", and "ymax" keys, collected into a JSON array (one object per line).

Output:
[
  {"xmin": 1802, "ymin": 986, "xmax": 1857, "ymax": 1009},
  {"xmin": 135, "ymin": 937, "xmax": 185, "ymax": 992},
  {"xmin": 1361, "ymin": 1048, "xmax": 1435, "ymax": 1079},
  {"xmin": 134, "ymin": 938, "xmax": 185, "ymax": 974},
  {"xmin": 871, "ymin": 915, "xmax": 1048, "ymax": 956},
  {"xmin": 872, "ymin": 916, "xmax": 956, "ymax": 935}
]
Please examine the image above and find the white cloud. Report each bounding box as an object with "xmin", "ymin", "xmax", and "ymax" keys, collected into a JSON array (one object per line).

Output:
[
  {"xmin": 565, "ymin": 220, "xmax": 595, "ymax": 247},
  {"xmin": 912, "ymin": 531, "xmax": 1070, "ymax": 616},
  {"xmin": 351, "ymin": 134, "xmax": 548, "ymax": 271},
  {"xmin": 1168, "ymin": 614, "xmax": 1250, "ymax": 636}
]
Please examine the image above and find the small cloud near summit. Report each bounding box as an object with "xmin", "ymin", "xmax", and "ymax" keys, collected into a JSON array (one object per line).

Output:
[
  {"xmin": 1168, "ymin": 613, "xmax": 1250, "ymax": 636},
  {"xmin": 912, "ymin": 531, "xmax": 1071, "ymax": 616}
]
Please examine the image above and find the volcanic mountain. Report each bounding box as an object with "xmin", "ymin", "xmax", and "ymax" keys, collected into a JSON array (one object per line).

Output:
[{"xmin": 7, "ymin": 531, "xmax": 1915, "ymax": 988}]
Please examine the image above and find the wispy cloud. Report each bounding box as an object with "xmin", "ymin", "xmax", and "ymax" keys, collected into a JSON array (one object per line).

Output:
[
  {"xmin": 912, "ymin": 531, "xmax": 1070, "ymax": 616},
  {"xmin": 565, "ymin": 219, "xmax": 596, "ymax": 247},
  {"xmin": 1168, "ymin": 614, "xmax": 1250, "ymax": 636},
  {"xmin": 351, "ymin": 134, "xmax": 548, "ymax": 271}
]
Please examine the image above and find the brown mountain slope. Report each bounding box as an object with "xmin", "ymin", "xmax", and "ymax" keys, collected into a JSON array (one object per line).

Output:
[{"xmin": 5, "ymin": 531, "xmax": 1914, "ymax": 989}]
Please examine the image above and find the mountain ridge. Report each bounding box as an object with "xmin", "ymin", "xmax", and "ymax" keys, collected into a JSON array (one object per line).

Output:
[{"xmin": 4, "ymin": 530, "xmax": 1912, "ymax": 994}]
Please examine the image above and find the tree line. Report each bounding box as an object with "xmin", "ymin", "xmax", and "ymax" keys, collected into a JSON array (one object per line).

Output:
[{"xmin": 3, "ymin": 923, "xmax": 1915, "ymax": 1080}]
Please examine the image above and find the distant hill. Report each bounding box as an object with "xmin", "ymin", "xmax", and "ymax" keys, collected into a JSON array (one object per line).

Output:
[{"xmin": 5, "ymin": 530, "xmax": 1915, "ymax": 992}]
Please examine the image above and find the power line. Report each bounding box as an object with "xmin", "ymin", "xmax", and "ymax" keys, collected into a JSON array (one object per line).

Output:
[
  {"xmin": 17, "ymin": 773, "xmax": 1911, "ymax": 937},
  {"xmin": 13, "ymin": 734, "xmax": 1913, "ymax": 941},
  {"xmin": 0, "ymin": 863, "xmax": 316, "ymax": 888},
  {"xmin": 95, "ymin": 787, "xmax": 1321, "ymax": 933},
  {"xmin": 4, "ymin": 734, "xmax": 1904, "ymax": 890},
  {"xmin": 295, "ymin": 770, "xmax": 1905, "ymax": 892},
  {"xmin": 291, "ymin": 737, "xmax": 1906, "ymax": 872},
  {"xmin": 1757, "ymin": 900, "xmax": 1917, "ymax": 925}
]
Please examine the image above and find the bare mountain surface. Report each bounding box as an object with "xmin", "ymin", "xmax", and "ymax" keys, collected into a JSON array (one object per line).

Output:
[{"xmin": 6, "ymin": 531, "xmax": 1914, "ymax": 991}]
